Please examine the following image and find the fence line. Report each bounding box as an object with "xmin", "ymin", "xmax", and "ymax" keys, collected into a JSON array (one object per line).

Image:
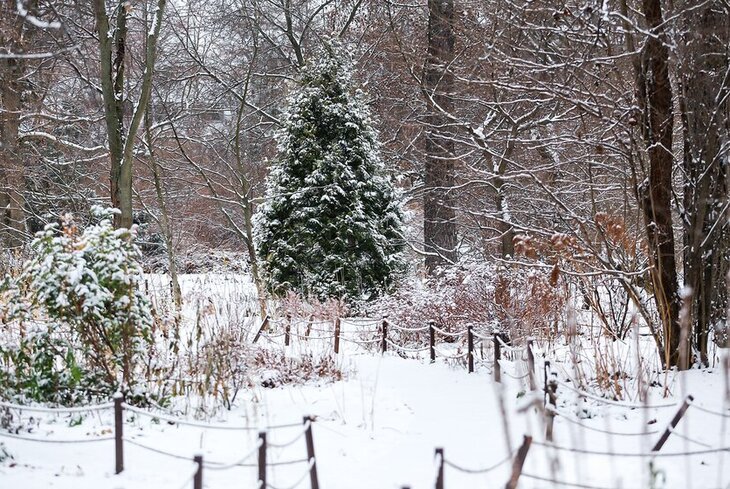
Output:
[
  {"xmin": 265, "ymin": 458, "xmax": 315, "ymax": 489},
  {"xmin": 0, "ymin": 431, "xmax": 114, "ymax": 443},
  {"xmin": 121, "ymin": 402, "xmax": 302, "ymax": 431},
  {"xmin": 0, "ymin": 400, "xmax": 114, "ymax": 413},
  {"xmin": 556, "ymin": 380, "xmax": 678, "ymax": 409},
  {"xmin": 689, "ymin": 402, "xmax": 730, "ymax": 418},
  {"xmin": 442, "ymin": 452, "xmax": 513, "ymax": 474},
  {"xmin": 531, "ymin": 439, "xmax": 730, "ymax": 457},
  {"xmin": 547, "ymin": 406, "xmax": 660, "ymax": 436},
  {"xmin": 521, "ymin": 472, "xmax": 624, "ymax": 489}
]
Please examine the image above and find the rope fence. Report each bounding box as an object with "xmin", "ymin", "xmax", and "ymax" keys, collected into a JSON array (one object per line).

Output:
[
  {"xmin": 0, "ymin": 399, "xmax": 320, "ymax": 489},
  {"xmin": 2, "ymin": 317, "xmax": 728, "ymax": 489},
  {"xmin": 253, "ymin": 316, "xmax": 533, "ymax": 380}
]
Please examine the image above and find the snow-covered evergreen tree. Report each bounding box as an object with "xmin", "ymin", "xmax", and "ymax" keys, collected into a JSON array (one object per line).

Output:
[{"xmin": 256, "ymin": 47, "xmax": 405, "ymax": 300}]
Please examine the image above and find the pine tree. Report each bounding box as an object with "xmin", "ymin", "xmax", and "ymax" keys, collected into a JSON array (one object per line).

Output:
[{"xmin": 255, "ymin": 48, "xmax": 405, "ymax": 300}]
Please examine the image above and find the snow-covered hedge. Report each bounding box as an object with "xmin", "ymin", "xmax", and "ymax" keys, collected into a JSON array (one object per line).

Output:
[{"xmin": 0, "ymin": 207, "xmax": 152, "ymax": 403}]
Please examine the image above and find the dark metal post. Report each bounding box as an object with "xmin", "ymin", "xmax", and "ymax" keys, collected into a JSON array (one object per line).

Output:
[
  {"xmin": 258, "ymin": 432, "xmax": 267, "ymax": 488},
  {"xmin": 434, "ymin": 448, "xmax": 444, "ymax": 489},
  {"xmin": 381, "ymin": 319, "xmax": 388, "ymax": 353},
  {"xmin": 505, "ymin": 436, "xmax": 532, "ymax": 489},
  {"xmin": 429, "ymin": 321, "xmax": 436, "ymax": 363},
  {"xmin": 285, "ymin": 314, "xmax": 291, "ymax": 346},
  {"xmin": 527, "ymin": 339, "xmax": 536, "ymax": 391},
  {"xmin": 467, "ymin": 326, "xmax": 474, "ymax": 373},
  {"xmin": 546, "ymin": 377, "xmax": 558, "ymax": 442},
  {"xmin": 303, "ymin": 416, "xmax": 320, "ymax": 489},
  {"xmin": 334, "ymin": 318, "xmax": 341, "ymax": 354},
  {"xmin": 253, "ymin": 315, "xmax": 269, "ymax": 343},
  {"xmin": 652, "ymin": 395, "xmax": 694, "ymax": 451},
  {"xmin": 493, "ymin": 333, "xmax": 501, "ymax": 383},
  {"xmin": 193, "ymin": 455, "xmax": 203, "ymax": 489},
  {"xmin": 114, "ymin": 394, "xmax": 124, "ymax": 474}
]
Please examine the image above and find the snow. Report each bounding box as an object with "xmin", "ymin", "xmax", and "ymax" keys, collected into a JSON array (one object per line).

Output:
[
  {"xmin": 1, "ymin": 274, "xmax": 729, "ymax": 489},
  {"xmin": 2, "ymin": 338, "xmax": 729, "ymax": 487}
]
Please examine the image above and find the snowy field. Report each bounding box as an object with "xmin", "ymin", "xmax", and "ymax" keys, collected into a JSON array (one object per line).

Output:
[{"xmin": 1, "ymin": 275, "xmax": 729, "ymax": 489}]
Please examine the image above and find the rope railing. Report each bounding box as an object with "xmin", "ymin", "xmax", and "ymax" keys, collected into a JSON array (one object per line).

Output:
[
  {"xmin": 432, "ymin": 345, "xmax": 469, "ymax": 359},
  {"xmin": 0, "ymin": 431, "xmax": 114, "ymax": 443},
  {"xmin": 442, "ymin": 452, "xmax": 513, "ymax": 474},
  {"xmin": 688, "ymin": 402, "xmax": 730, "ymax": 418},
  {"xmin": 175, "ymin": 462, "xmax": 202, "ymax": 489},
  {"xmin": 0, "ymin": 400, "xmax": 115, "ymax": 413},
  {"xmin": 267, "ymin": 421, "xmax": 310, "ymax": 449},
  {"xmin": 431, "ymin": 325, "xmax": 468, "ymax": 338},
  {"xmin": 203, "ymin": 439, "xmax": 262, "ymax": 470},
  {"xmin": 122, "ymin": 403, "xmax": 302, "ymax": 431},
  {"xmin": 556, "ymin": 381, "xmax": 678, "ymax": 409},
  {"xmin": 265, "ymin": 458, "xmax": 315, "ymax": 489},
  {"xmin": 532, "ymin": 439, "xmax": 730, "ymax": 457},
  {"xmin": 388, "ymin": 324, "xmax": 430, "ymax": 333},
  {"xmin": 547, "ymin": 405, "xmax": 660, "ymax": 436},
  {"xmin": 494, "ymin": 334, "xmax": 527, "ymax": 353},
  {"xmin": 521, "ymin": 473, "xmax": 620, "ymax": 489},
  {"xmin": 385, "ymin": 338, "xmax": 430, "ymax": 353}
]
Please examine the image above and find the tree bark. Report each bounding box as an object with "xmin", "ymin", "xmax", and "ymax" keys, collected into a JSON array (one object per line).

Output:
[
  {"xmin": 0, "ymin": 1, "xmax": 29, "ymax": 248},
  {"xmin": 423, "ymin": 0, "xmax": 457, "ymax": 272},
  {"xmin": 677, "ymin": 0, "xmax": 730, "ymax": 362},
  {"xmin": 635, "ymin": 0, "xmax": 682, "ymax": 368},
  {"xmin": 94, "ymin": 0, "xmax": 166, "ymax": 230}
]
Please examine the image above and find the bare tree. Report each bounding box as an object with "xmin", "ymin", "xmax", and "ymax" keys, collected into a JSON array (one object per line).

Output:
[{"xmin": 93, "ymin": 0, "xmax": 166, "ymax": 229}]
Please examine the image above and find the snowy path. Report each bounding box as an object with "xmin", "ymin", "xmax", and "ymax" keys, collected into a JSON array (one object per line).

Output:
[{"xmin": 1, "ymin": 349, "xmax": 729, "ymax": 489}]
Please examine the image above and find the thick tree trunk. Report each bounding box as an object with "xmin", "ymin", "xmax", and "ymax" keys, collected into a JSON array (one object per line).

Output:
[
  {"xmin": 635, "ymin": 0, "xmax": 682, "ymax": 368},
  {"xmin": 0, "ymin": 2, "xmax": 28, "ymax": 248},
  {"xmin": 677, "ymin": 1, "xmax": 730, "ymax": 362},
  {"xmin": 423, "ymin": 0, "xmax": 457, "ymax": 272}
]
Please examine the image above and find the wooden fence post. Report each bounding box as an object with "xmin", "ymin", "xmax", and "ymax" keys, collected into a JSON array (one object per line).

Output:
[
  {"xmin": 526, "ymin": 339, "xmax": 536, "ymax": 391},
  {"xmin": 467, "ymin": 326, "xmax": 474, "ymax": 373},
  {"xmin": 334, "ymin": 318, "xmax": 341, "ymax": 354},
  {"xmin": 305, "ymin": 314, "xmax": 313, "ymax": 338},
  {"xmin": 545, "ymin": 377, "xmax": 558, "ymax": 442},
  {"xmin": 493, "ymin": 333, "xmax": 501, "ymax": 383},
  {"xmin": 253, "ymin": 315, "xmax": 269, "ymax": 343},
  {"xmin": 652, "ymin": 395, "xmax": 694, "ymax": 451},
  {"xmin": 381, "ymin": 319, "xmax": 388, "ymax": 353},
  {"xmin": 285, "ymin": 314, "xmax": 292, "ymax": 347},
  {"xmin": 193, "ymin": 454, "xmax": 203, "ymax": 489},
  {"xmin": 258, "ymin": 431, "xmax": 267, "ymax": 488},
  {"xmin": 434, "ymin": 447, "xmax": 444, "ymax": 489},
  {"xmin": 505, "ymin": 435, "xmax": 532, "ymax": 489},
  {"xmin": 114, "ymin": 393, "xmax": 124, "ymax": 474},
  {"xmin": 429, "ymin": 321, "xmax": 436, "ymax": 363},
  {"xmin": 303, "ymin": 416, "xmax": 320, "ymax": 489}
]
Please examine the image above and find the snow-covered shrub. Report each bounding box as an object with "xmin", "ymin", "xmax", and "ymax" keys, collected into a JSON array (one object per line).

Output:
[
  {"xmin": 0, "ymin": 207, "xmax": 152, "ymax": 402},
  {"xmin": 368, "ymin": 262, "xmax": 567, "ymax": 343},
  {"xmin": 255, "ymin": 44, "xmax": 405, "ymax": 301}
]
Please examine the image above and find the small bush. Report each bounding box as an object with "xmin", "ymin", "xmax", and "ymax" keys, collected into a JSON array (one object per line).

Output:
[{"xmin": 0, "ymin": 207, "xmax": 152, "ymax": 403}]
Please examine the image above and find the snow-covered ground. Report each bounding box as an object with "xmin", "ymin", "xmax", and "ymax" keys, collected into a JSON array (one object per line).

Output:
[
  {"xmin": 1, "ymin": 275, "xmax": 729, "ymax": 489},
  {"xmin": 2, "ymin": 347, "xmax": 729, "ymax": 488}
]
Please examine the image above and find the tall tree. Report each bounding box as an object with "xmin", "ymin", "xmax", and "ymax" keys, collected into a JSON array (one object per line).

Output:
[
  {"xmin": 635, "ymin": 0, "xmax": 682, "ymax": 367},
  {"xmin": 0, "ymin": 0, "xmax": 39, "ymax": 248},
  {"xmin": 675, "ymin": 0, "xmax": 730, "ymax": 360},
  {"xmin": 256, "ymin": 48, "xmax": 405, "ymax": 300},
  {"xmin": 93, "ymin": 0, "xmax": 166, "ymax": 229},
  {"xmin": 422, "ymin": 0, "xmax": 457, "ymax": 271}
]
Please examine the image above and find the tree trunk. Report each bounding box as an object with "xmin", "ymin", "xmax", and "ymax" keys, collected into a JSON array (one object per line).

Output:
[
  {"xmin": 677, "ymin": 0, "xmax": 730, "ymax": 362},
  {"xmin": 635, "ymin": 0, "xmax": 682, "ymax": 368},
  {"xmin": 0, "ymin": 2, "xmax": 28, "ymax": 248},
  {"xmin": 95, "ymin": 0, "xmax": 165, "ymax": 230},
  {"xmin": 423, "ymin": 0, "xmax": 457, "ymax": 272}
]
